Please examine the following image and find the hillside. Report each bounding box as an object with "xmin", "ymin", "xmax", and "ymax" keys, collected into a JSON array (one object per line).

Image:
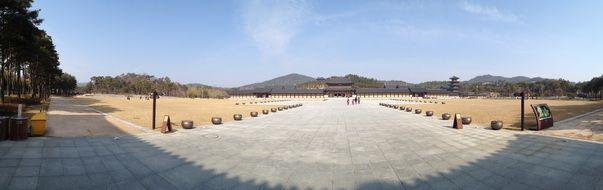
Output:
[
  {"xmin": 238, "ymin": 73, "xmax": 316, "ymax": 90},
  {"xmin": 416, "ymin": 81, "xmax": 449, "ymax": 89},
  {"xmin": 465, "ymin": 75, "xmax": 547, "ymax": 84}
]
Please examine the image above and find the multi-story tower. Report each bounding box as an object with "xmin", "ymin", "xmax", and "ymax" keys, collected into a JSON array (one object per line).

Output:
[{"xmin": 449, "ymin": 76, "xmax": 460, "ymax": 92}]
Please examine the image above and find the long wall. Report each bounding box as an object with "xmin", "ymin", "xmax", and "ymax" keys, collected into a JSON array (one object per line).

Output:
[
  {"xmin": 230, "ymin": 94, "xmax": 324, "ymax": 99},
  {"xmin": 230, "ymin": 92, "xmax": 454, "ymax": 99}
]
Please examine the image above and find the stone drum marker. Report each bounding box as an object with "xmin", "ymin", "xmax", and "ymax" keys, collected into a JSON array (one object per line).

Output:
[
  {"xmin": 452, "ymin": 113, "xmax": 463, "ymax": 129},
  {"xmin": 161, "ymin": 115, "xmax": 173, "ymax": 133}
]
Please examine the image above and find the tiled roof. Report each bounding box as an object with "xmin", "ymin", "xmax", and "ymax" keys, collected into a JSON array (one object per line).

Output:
[
  {"xmin": 426, "ymin": 89, "xmax": 449, "ymax": 94},
  {"xmin": 408, "ymin": 87, "xmax": 427, "ymax": 93},
  {"xmin": 271, "ymin": 88, "xmax": 324, "ymax": 94}
]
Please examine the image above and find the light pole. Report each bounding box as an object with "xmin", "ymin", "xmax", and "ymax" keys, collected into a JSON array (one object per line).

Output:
[
  {"xmin": 513, "ymin": 92, "xmax": 525, "ymax": 131},
  {"xmin": 152, "ymin": 91, "xmax": 158, "ymax": 130}
]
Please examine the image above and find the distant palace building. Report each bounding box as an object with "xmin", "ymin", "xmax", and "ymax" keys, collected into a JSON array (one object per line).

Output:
[{"xmin": 229, "ymin": 77, "xmax": 453, "ymax": 99}]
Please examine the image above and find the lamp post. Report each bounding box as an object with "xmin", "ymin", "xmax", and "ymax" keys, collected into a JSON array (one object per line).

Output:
[
  {"xmin": 513, "ymin": 92, "xmax": 525, "ymax": 131},
  {"xmin": 152, "ymin": 91, "xmax": 158, "ymax": 130}
]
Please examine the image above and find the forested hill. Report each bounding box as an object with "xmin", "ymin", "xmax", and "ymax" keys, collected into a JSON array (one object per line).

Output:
[
  {"xmin": 238, "ymin": 73, "xmax": 316, "ymax": 90},
  {"xmin": 465, "ymin": 75, "xmax": 548, "ymax": 84},
  {"xmin": 416, "ymin": 81, "xmax": 449, "ymax": 89},
  {"xmin": 81, "ymin": 73, "xmax": 228, "ymax": 98}
]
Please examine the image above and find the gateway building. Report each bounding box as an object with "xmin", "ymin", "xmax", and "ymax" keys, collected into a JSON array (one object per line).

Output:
[{"xmin": 229, "ymin": 77, "xmax": 453, "ymax": 99}]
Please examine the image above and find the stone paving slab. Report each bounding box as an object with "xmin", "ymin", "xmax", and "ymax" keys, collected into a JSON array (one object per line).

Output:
[{"xmin": 1, "ymin": 99, "xmax": 603, "ymax": 189}]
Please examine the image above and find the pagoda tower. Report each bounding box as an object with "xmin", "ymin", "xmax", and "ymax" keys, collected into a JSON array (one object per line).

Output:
[{"xmin": 449, "ymin": 76, "xmax": 460, "ymax": 92}]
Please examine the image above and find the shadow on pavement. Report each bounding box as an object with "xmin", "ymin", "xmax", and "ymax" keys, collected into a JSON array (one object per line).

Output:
[
  {"xmin": 357, "ymin": 133, "xmax": 603, "ymax": 190},
  {"xmin": 1, "ymin": 132, "xmax": 601, "ymax": 189}
]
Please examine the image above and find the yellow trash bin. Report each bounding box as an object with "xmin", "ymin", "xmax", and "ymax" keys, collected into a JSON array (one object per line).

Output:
[{"xmin": 30, "ymin": 113, "xmax": 47, "ymax": 136}]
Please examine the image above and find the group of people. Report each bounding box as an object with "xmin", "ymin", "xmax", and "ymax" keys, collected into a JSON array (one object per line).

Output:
[
  {"xmin": 125, "ymin": 94, "xmax": 160, "ymax": 100},
  {"xmin": 346, "ymin": 97, "xmax": 361, "ymax": 105}
]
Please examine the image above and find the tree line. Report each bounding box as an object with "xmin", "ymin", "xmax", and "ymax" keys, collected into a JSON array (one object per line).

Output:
[
  {"xmin": 1, "ymin": 0, "xmax": 76, "ymax": 102},
  {"xmin": 460, "ymin": 79, "xmax": 576, "ymax": 97},
  {"xmin": 82, "ymin": 73, "xmax": 229, "ymax": 99},
  {"xmin": 184, "ymin": 85, "xmax": 228, "ymax": 99},
  {"xmin": 576, "ymin": 75, "xmax": 603, "ymax": 98},
  {"xmin": 416, "ymin": 77, "xmax": 603, "ymax": 98}
]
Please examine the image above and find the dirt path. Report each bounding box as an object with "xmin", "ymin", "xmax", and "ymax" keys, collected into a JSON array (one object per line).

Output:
[
  {"xmin": 45, "ymin": 96, "xmax": 150, "ymax": 137},
  {"xmin": 540, "ymin": 108, "xmax": 603, "ymax": 142}
]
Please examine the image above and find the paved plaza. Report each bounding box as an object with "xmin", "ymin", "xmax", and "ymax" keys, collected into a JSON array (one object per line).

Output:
[{"xmin": 1, "ymin": 99, "xmax": 603, "ymax": 189}]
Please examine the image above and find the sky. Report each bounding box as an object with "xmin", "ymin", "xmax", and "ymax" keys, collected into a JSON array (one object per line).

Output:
[{"xmin": 33, "ymin": 0, "xmax": 603, "ymax": 87}]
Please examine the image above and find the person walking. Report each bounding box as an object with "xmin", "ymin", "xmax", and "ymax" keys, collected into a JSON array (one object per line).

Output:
[
  {"xmin": 357, "ymin": 97, "xmax": 360, "ymax": 104},
  {"xmin": 347, "ymin": 97, "xmax": 350, "ymax": 105}
]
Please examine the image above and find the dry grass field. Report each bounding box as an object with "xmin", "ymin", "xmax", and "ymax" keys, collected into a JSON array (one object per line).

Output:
[
  {"xmin": 72, "ymin": 95, "xmax": 281, "ymax": 130},
  {"xmin": 397, "ymin": 98, "xmax": 603, "ymax": 130},
  {"xmin": 70, "ymin": 95, "xmax": 603, "ymax": 137}
]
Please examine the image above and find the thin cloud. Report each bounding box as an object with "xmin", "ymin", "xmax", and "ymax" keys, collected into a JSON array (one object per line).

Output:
[
  {"xmin": 461, "ymin": 1, "xmax": 519, "ymax": 23},
  {"xmin": 242, "ymin": 0, "xmax": 308, "ymax": 58}
]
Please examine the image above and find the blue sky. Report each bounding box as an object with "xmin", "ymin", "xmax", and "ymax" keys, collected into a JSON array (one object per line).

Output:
[{"xmin": 33, "ymin": 0, "xmax": 603, "ymax": 87}]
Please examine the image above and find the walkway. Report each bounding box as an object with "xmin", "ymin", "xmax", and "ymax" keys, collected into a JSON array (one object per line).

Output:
[
  {"xmin": 45, "ymin": 96, "xmax": 148, "ymax": 137},
  {"xmin": 540, "ymin": 108, "xmax": 603, "ymax": 142},
  {"xmin": 1, "ymin": 99, "xmax": 602, "ymax": 189}
]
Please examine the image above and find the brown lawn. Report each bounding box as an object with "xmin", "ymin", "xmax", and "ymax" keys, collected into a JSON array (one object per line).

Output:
[
  {"xmin": 397, "ymin": 98, "xmax": 603, "ymax": 130},
  {"xmin": 72, "ymin": 95, "xmax": 281, "ymax": 130}
]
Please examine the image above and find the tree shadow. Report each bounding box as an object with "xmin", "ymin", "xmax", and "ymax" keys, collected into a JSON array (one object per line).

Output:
[
  {"xmin": 69, "ymin": 97, "xmax": 123, "ymax": 113},
  {"xmin": 45, "ymin": 97, "xmax": 135, "ymax": 137},
  {"xmin": 3, "ymin": 128, "xmax": 599, "ymax": 189},
  {"xmin": 357, "ymin": 133, "xmax": 603, "ymax": 190}
]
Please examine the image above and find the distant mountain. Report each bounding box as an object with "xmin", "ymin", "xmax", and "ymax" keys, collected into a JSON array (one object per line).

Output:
[
  {"xmin": 238, "ymin": 73, "xmax": 316, "ymax": 90},
  {"xmin": 465, "ymin": 75, "xmax": 548, "ymax": 84}
]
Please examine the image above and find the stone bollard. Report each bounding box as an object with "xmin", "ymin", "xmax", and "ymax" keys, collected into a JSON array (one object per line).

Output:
[
  {"xmin": 491, "ymin": 120, "xmax": 503, "ymax": 130},
  {"xmin": 181, "ymin": 120, "xmax": 194, "ymax": 129},
  {"xmin": 462, "ymin": 116, "xmax": 472, "ymax": 125},
  {"xmin": 426, "ymin": 111, "xmax": 433, "ymax": 116},
  {"xmin": 211, "ymin": 117, "xmax": 222, "ymax": 125}
]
